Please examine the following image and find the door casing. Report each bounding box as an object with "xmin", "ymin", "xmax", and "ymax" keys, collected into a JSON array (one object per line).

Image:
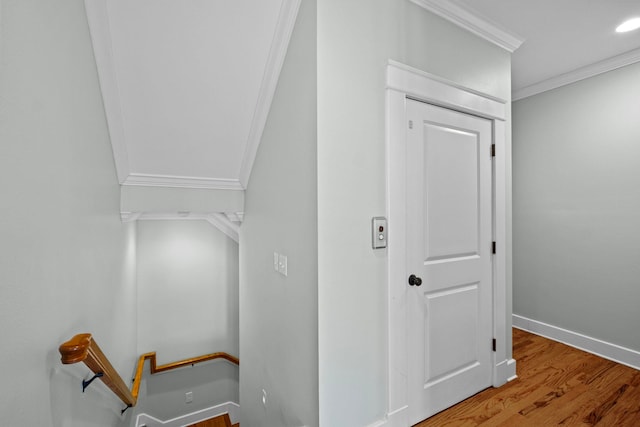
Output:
[{"xmin": 384, "ymin": 60, "xmax": 516, "ymax": 427}]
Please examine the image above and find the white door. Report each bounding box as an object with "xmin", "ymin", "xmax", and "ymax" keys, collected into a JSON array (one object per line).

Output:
[{"xmin": 406, "ymin": 99, "xmax": 494, "ymax": 425}]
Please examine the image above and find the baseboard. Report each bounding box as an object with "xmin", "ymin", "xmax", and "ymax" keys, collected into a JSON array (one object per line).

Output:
[
  {"xmin": 513, "ymin": 314, "xmax": 640, "ymax": 371},
  {"xmin": 136, "ymin": 401, "xmax": 239, "ymax": 427}
]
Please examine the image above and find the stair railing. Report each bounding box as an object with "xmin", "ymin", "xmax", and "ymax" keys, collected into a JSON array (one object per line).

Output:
[{"xmin": 59, "ymin": 333, "xmax": 239, "ymax": 414}]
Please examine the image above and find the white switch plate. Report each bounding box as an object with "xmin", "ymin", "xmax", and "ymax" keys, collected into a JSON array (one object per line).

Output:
[
  {"xmin": 278, "ymin": 254, "xmax": 288, "ymax": 276},
  {"xmin": 185, "ymin": 391, "xmax": 193, "ymax": 403},
  {"xmin": 282, "ymin": 255, "xmax": 287, "ymax": 276},
  {"xmin": 273, "ymin": 252, "xmax": 279, "ymax": 272}
]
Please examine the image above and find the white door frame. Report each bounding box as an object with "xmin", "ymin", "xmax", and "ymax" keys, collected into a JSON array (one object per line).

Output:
[{"xmin": 384, "ymin": 60, "xmax": 515, "ymax": 427}]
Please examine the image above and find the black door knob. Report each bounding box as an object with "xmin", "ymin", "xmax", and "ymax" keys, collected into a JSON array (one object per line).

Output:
[{"xmin": 408, "ymin": 274, "xmax": 422, "ymax": 286}]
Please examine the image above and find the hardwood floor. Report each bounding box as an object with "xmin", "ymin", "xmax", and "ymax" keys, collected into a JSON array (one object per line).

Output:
[
  {"xmin": 415, "ymin": 328, "xmax": 640, "ymax": 426},
  {"xmin": 187, "ymin": 413, "xmax": 238, "ymax": 427}
]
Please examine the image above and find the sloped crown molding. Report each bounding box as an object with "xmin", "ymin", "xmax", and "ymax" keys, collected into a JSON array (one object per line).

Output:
[
  {"xmin": 410, "ymin": 0, "xmax": 524, "ymax": 53},
  {"xmin": 238, "ymin": 0, "xmax": 301, "ymax": 188}
]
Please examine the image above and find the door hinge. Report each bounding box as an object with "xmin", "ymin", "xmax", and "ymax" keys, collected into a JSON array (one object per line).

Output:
[
  {"xmin": 491, "ymin": 144, "xmax": 496, "ymax": 157},
  {"xmin": 492, "ymin": 241, "xmax": 496, "ymax": 254},
  {"xmin": 492, "ymin": 338, "xmax": 497, "ymax": 352}
]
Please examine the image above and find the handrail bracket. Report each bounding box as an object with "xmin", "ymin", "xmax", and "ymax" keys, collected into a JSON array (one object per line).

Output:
[{"xmin": 82, "ymin": 372, "xmax": 104, "ymax": 392}]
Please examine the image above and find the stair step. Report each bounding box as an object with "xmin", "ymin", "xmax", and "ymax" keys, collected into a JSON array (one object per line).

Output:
[{"xmin": 186, "ymin": 413, "xmax": 233, "ymax": 427}]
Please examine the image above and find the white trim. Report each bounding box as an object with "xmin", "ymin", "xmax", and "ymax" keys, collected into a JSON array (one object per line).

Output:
[
  {"xmin": 84, "ymin": 0, "xmax": 130, "ymax": 183},
  {"xmin": 122, "ymin": 173, "xmax": 244, "ymax": 190},
  {"xmin": 409, "ymin": 0, "xmax": 524, "ymax": 53},
  {"xmin": 206, "ymin": 213, "xmax": 240, "ymax": 243},
  {"xmin": 224, "ymin": 212, "xmax": 244, "ymax": 223},
  {"xmin": 494, "ymin": 358, "xmax": 518, "ymax": 385},
  {"xmin": 120, "ymin": 211, "xmax": 142, "ymax": 223},
  {"xmin": 365, "ymin": 405, "xmax": 409, "ymax": 427},
  {"xmin": 135, "ymin": 401, "xmax": 239, "ymax": 427},
  {"xmin": 238, "ymin": 0, "xmax": 301, "ymax": 188},
  {"xmin": 387, "ymin": 60, "xmax": 507, "ymax": 120},
  {"xmin": 386, "ymin": 61, "xmax": 512, "ymax": 422},
  {"xmin": 507, "ymin": 358, "xmax": 517, "ymax": 381},
  {"xmin": 513, "ymin": 47, "xmax": 640, "ymax": 100},
  {"xmin": 492, "ymin": 118, "xmax": 509, "ymax": 388},
  {"xmin": 513, "ymin": 314, "xmax": 640, "ymax": 371},
  {"xmin": 132, "ymin": 212, "xmax": 240, "ymax": 243}
]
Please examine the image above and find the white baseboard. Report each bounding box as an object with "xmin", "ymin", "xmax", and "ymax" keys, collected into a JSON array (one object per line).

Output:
[
  {"xmin": 513, "ymin": 314, "xmax": 640, "ymax": 371},
  {"xmin": 136, "ymin": 401, "xmax": 239, "ymax": 427}
]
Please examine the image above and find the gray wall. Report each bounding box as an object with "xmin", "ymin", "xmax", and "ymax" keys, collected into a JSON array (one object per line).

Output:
[
  {"xmin": 317, "ymin": 1, "xmax": 511, "ymax": 425},
  {"xmin": 239, "ymin": 0, "xmax": 318, "ymax": 426},
  {"xmin": 513, "ymin": 62, "xmax": 640, "ymax": 352},
  {"xmin": 126, "ymin": 220, "xmax": 239, "ymax": 423},
  {"xmin": 136, "ymin": 220, "xmax": 239, "ymax": 363},
  {"xmin": 0, "ymin": 0, "xmax": 138, "ymax": 425},
  {"xmin": 131, "ymin": 361, "xmax": 238, "ymax": 424}
]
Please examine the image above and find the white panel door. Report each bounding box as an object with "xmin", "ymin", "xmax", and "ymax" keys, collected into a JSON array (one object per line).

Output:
[{"xmin": 406, "ymin": 99, "xmax": 493, "ymax": 425}]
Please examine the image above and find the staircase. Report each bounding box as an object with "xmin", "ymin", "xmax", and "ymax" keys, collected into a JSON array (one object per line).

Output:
[{"xmin": 187, "ymin": 413, "xmax": 239, "ymax": 427}]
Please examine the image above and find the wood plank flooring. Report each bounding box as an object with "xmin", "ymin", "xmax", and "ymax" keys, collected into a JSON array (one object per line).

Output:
[
  {"xmin": 415, "ymin": 328, "xmax": 640, "ymax": 426},
  {"xmin": 187, "ymin": 413, "xmax": 238, "ymax": 427}
]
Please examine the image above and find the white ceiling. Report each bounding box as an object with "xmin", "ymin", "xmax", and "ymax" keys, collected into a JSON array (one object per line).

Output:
[
  {"xmin": 453, "ymin": 0, "xmax": 640, "ymax": 96},
  {"xmin": 86, "ymin": 0, "xmax": 298, "ymax": 191},
  {"xmin": 86, "ymin": 0, "xmax": 640, "ymax": 204}
]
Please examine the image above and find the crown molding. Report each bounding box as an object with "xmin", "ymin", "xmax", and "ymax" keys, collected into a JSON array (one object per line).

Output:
[
  {"xmin": 238, "ymin": 0, "xmax": 302, "ymax": 188},
  {"xmin": 84, "ymin": 0, "xmax": 131, "ymax": 184},
  {"xmin": 122, "ymin": 173, "xmax": 244, "ymax": 190},
  {"xmin": 409, "ymin": 0, "xmax": 524, "ymax": 53},
  {"xmin": 513, "ymin": 47, "xmax": 640, "ymax": 101},
  {"xmin": 206, "ymin": 213, "xmax": 240, "ymax": 243}
]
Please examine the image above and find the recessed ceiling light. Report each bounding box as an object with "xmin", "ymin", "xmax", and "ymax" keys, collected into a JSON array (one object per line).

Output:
[{"xmin": 616, "ymin": 17, "xmax": 640, "ymax": 33}]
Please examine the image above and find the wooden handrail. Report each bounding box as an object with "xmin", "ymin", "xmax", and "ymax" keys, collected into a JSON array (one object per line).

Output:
[
  {"xmin": 59, "ymin": 333, "xmax": 239, "ymax": 409},
  {"xmin": 59, "ymin": 333, "xmax": 135, "ymax": 407},
  {"xmin": 131, "ymin": 351, "xmax": 239, "ymax": 401}
]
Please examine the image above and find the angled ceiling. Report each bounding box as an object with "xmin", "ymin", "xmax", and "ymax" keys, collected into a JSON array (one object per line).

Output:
[
  {"xmin": 85, "ymin": 0, "xmax": 299, "ymax": 190},
  {"xmin": 86, "ymin": 0, "xmax": 640, "ymax": 222}
]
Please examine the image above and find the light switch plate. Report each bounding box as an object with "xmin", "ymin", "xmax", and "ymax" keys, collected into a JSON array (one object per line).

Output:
[{"xmin": 278, "ymin": 254, "xmax": 288, "ymax": 276}]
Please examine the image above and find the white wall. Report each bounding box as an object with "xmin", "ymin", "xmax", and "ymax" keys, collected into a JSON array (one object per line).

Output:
[
  {"xmin": 127, "ymin": 220, "xmax": 238, "ymax": 423},
  {"xmin": 239, "ymin": 0, "xmax": 318, "ymax": 425},
  {"xmin": 0, "ymin": 0, "xmax": 137, "ymax": 425},
  {"xmin": 317, "ymin": 2, "xmax": 511, "ymax": 425},
  {"xmin": 136, "ymin": 220, "xmax": 239, "ymax": 363},
  {"xmin": 513, "ymin": 62, "xmax": 640, "ymax": 352}
]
